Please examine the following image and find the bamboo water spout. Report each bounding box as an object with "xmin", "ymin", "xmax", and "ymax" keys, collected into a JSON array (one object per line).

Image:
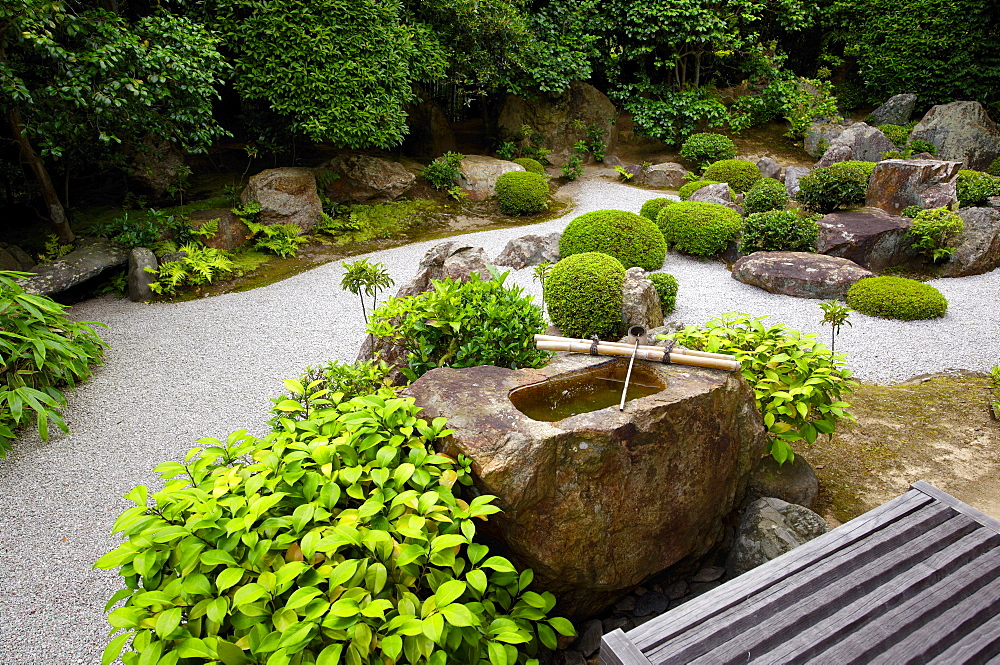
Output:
[{"xmin": 533, "ymin": 334, "xmax": 741, "ymax": 372}]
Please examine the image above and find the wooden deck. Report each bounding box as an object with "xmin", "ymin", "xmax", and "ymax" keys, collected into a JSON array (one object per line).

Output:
[{"xmin": 600, "ymin": 481, "xmax": 1000, "ymax": 665}]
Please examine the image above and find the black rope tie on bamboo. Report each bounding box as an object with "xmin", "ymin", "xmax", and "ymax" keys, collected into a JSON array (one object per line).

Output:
[
  {"xmin": 660, "ymin": 341, "xmax": 675, "ymax": 364},
  {"xmin": 589, "ymin": 335, "xmax": 601, "ymax": 356}
]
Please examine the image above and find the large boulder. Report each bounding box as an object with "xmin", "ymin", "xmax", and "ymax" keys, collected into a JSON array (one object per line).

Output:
[
  {"xmin": 394, "ymin": 241, "xmax": 491, "ymax": 299},
  {"xmin": 493, "ymin": 232, "xmax": 561, "ymax": 269},
  {"xmin": 127, "ymin": 247, "xmax": 158, "ymax": 302},
  {"xmin": 457, "ymin": 156, "xmax": 524, "ymax": 201},
  {"xmin": 240, "ymin": 167, "xmax": 322, "ymax": 231},
  {"xmin": 317, "ymin": 154, "xmax": 416, "ymax": 202},
  {"xmin": 188, "ymin": 209, "xmax": 252, "ymax": 251},
  {"xmin": 804, "ymin": 121, "xmax": 847, "ymax": 158},
  {"xmin": 816, "ymin": 208, "xmax": 920, "ymax": 272},
  {"xmin": 756, "ymin": 156, "xmax": 781, "ymax": 180},
  {"xmin": 869, "ymin": 93, "xmax": 918, "ymax": 127},
  {"xmin": 784, "ymin": 166, "xmax": 811, "ymax": 198},
  {"xmin": 642, "ymin": 162, "xmax": 688, "ymax": 189},
  {"xmin": 130, "ymin": 136, "xmax": 185, "ymax": 196},
  {"xmin": 909, "ymin": 101, "xmax": 1000, "ymax": 171},
  {"xmin": 498, "ymin": 82, "xmax": 618, "ymax": 165},
  {"xmin": 16, "ymin": 238, "xmax": 128, "ymax": 296},
  {"xmin": 621, "ymin": 267, "xmax": 664, "ymax": 332},
  {"xmin": 0, "ymin": 243, "xmax": 35, "ymax": 271},
  {"xmin": 816, "ymin": 123, "xmax": 896, "ymax": 166},
  {"xmin": 746, "ymin": 454, "xmax": 820, "ymax": 509},
  {"xmin": 726, "ymin": 497, "xmax": 829, "ymax": 578},
  {"xmin": 940, "ymin": 207, "xmax": 1000, "ymax": 277},
  {"xmin": 403, "ymin": 354, "xmax": 767, "ymax": 614},
  {"xmin": 865, "ymin": 159, "xmax": 961, "ymax": 215},
  {"xmin": 731, "ymin": 252, "xmax": 874, "ymax": 299}
]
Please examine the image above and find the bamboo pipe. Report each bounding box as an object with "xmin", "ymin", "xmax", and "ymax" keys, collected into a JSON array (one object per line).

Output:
[
  {"xmin": 534, "ymin": 339, "xmax": 741, "ymax": 372},
  {"xmin": 533, "ymin": 334, "xmax": 737, "ymax": 363}
]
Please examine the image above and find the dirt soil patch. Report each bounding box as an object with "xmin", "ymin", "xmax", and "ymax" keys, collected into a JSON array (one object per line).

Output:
[{"xmin": 808, "ymin": 373, "xmax": 1000, "ymax": 524}]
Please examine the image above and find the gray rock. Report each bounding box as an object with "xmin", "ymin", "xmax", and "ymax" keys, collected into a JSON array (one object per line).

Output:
[
  {"xmin": 784, "ymin": 166, "xmax": 811, "ymax": 198},
  {"xmin": 987, "ymin": 196, "xmax": 1000, "ymax": 210},
  {"xmin": 317, "ymin": 153, "xmax": 416, "ymax": 202},
  {"xmin": 0, "ymin": 248, "xmax": 21, "ymax": 272},
  {"xmin": 621, "ymin": 267, "xmax": 664, "ymax": 332},
  {"xmin": 642, "ymin": 162, "xmax": 688, "ymax": 189},
  {"xmin": 0, "ymin": 243, "xmax": 35, "ymax": 271},
  {"xmin": 634, "ymin": 592, "xmax": 669, "ymax": 617},
  {"xmin": 158, "ymin": 251, "xmax": 188, "ymax": 265},
  {"xmin": 689, "ymin": 183, "xmax": 731, "ymax": 202},
  {"xmin": 726, "ymin": 497, "xmax": 829, "ymax": 578},
  {"xmin": 493, "ymin": 232, "xmax": 560, "ymax": 269},
  {"xmin": 747, "ymin": 454, "xmax": 820, "ymax": 509},
  {"xmin": 613, "ymin": 595, "xmax": 636, "ymax": 613},
  {"xmin": 816, "ymin": 123, "xmax": 895, "ymax": 166},
  {"xmin": 555, "ymin": 651, "xmax": 586, "ymax": 665},
  {"xmin": 16, "ymin": 238, "xmax": 128, "ymax": 296},
  {"xmin": 940, "ymin": 207, "xmax": 1000, "ymax": 277},
  {"xmin": 816, "ymin": 208, "xmax": 921, "ymax": 272},
  {"xmin": 870, "ymin": 93, "xmax": 918, "ymax": 127},
  {"xmin": 240, "ymin": 167, "xmax": 322, "ymax": 231},
  {"xmin": 603, "ymin": 155, "xmax": 625, "ymax": 168},
  {"xmin": 731, "ymin": 252, "xmax": 874, "ymax": 300},
  {"xmin": 756, "ymin": 156, "xmax": 781, "ymax": 180},
  {"xmin": 457, "ymin": 155, "xmax": 524, "ymax": 201},
  {"xmin": 602, "ymin": 616, "xmax": 634, "ymax": 634},
  {"xmin": 130, "ymin": 137, "xmax": 185, "ymax": 196},
  {"xmin": 127, "ymin": 248, "xmax": 158, "ymax": 302},
  {"xmin": 909, "ymin": 101, "xmax": 1000, "ymax": 171},
  {"xmin": 692, "ymin": 566, "xmax": 726, "ymax": 583},
  {"xmin": 576, "ymin": 620, "xmax": 603, "ymax": 657},
  {"xmin": 395, "ymin": 241, "xmax": 491, "ymax": 299},
  {"xmin": 689, "ymin": 581, "xmax": 722, "ymax": 596},
  {"xmin": 188, "ymin": 209, "xmax": 252, "ymax": 251},
  {"xmin": 804, "ymin": 122, "xmax": 846, "ymax": 158},
  {"xmin": 866, "ymin": 159, "xmax": 961, "ymax": 215},
  {"xmin": 664, "ymin": 580, "xmax": 688, "ymax": 600}
]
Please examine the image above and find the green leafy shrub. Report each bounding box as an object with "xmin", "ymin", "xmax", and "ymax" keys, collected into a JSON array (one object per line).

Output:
[
  {"xmin": 906, "ymin": 139, "xmax": 936, "ymax": 156},
  {"xmin": 512, "ymin": 158, "xmax": 545, "ymax": 174},
  {"xmin": 878, "ymin": 123, "xmax": 914, "ymax": 148},
  {"xmin": 988, "ymin": 157, "xmax": 1000, "ymax": 177},
  {"xmin": 649, "ymin": 273, "xmax": 679, "ymax": 315},
  {"xmin": 561, "ymin": 142, "xmax": 586, "ymax": 181},
  {"xmin": 424, "ymin": 152, "xmax": 464, "ymax": 190},
  {"xmin": 702, "ymin": 159, "xmax": 762, "ymax": 193},
  {"xmin": 546, "ymin": 252, "xmax": 625, "ymax": 339},
  {"xmin": 0, "ymin": 271, "xmax": 106, "ymax": 457},
  {"xmin": 559, "ymin": 210, "xmax": 667, "ymax": 271},
  {"xmin": 907, "ymin": 208, "xmax": 965, "ymax": 262},
  {"xmin": 269, "ymin": 359, "xmax": 400, "ymax": 427},
  {"xmin": 668, "ymin": 313, "xmax": 856, "ymax": 464},
  {"xmin": 956, "ymin": 170, "xmax": 1000, "ymax": 207},
  {"xmin": 743, "ymin": 178, "xmax": 790, "ymax": 214},
  {"xmin": 495, "ymin": 171, "xmax": 549, "ymax": 216},
  {"xmin": 740, "ymin": 210, "xmax": 819, "ymax": 254},
  {"xmin": 846, "ymin": 276, "xmax": 948, "ymax": 320},
  {"xmin": 900, "ymin": 205, "xmax": 924, "ymax": 218},
  {"xmin": 148, "ymin": 243, "xmax": 237, "ymax": 296},
  {"xmin": 679, "ymin": 133, "xmax": 737, "ymax": 169},
  {"xmin": 624, "ymin": 90, "xmax": 728, "ymax": 147},
  {"xmin": 678, "ymin": 180, "xmax": 727, "ymax": 201},
  {"xmin": 96, "ymin": 208, "xmax": 212, "ymax": 252},
  {"xmin": 656, "ymin": 201, "xmax": 742, "ymax": 256},
  {"xmin": 97, "ymin": 392, "xmax": 574, "ymax": 665},
  {"xmin": 728, "ymin": 77, "xmax": 840, "ymax": 139},
  {"xmin": 639, "ymin": 198, "xmax": 676, "ymax": 221},
  {"xmin": 795, "ymin": 161, "xmax": 876, "ymax": 213},
  {"xmin": 246, "ymin": 221, "xmax": 309, "ymax": 258},
  {"xmin": 368, "ymin": 270, "xmax": 551, "ymax": 381}
]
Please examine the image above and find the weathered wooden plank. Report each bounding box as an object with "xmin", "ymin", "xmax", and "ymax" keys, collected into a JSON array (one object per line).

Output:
[
  {"xmin": 925, "ymin": 609, "xmax": 1000, "ymax": 664},
  {"xmin": 912, "ymin": 480, "xmax": 1000, "ymax": 535},
  {"xmin": 655, "ymin": 514, "xmax": 987, "ymax": 665},
  {"xmin": 628, "ymin": 489, "xmax": 935, "ymax": 651},
  {"xmin": 600, "ymin": 629, "xmax": 654, "ymax": 665},
  {"xmin": 643, "ymin": 501, "xmax": 962, "ymax": 663}
]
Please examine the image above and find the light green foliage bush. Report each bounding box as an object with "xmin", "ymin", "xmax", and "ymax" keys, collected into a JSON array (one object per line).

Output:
[
  {"xmin": 495, "ymin": 171, "xmax": 549, "ymax": 216},
  {"xmin": 846, "ymin": 276, "xmax": 948, "ymax": 320},
  {"xmin": 668, "ymin": 313, "xmax": 856, "ymax": 464},
  {"xmin": 656, "ymin": 201, "xmax": 741, "ymax": 256},
  {"xmin": 905, "ymin": 139, "xmax": 936, "ymax": 156},
  {"xmin": 679, "ymin": 133, "xmax": 737, "ymax": 170},
  {"xmin": 246, "ymin": 221, "xmax": 308, "ymax": 258},
  {"xmin": 900, "ymin": 205, "xmax": 924, "ymax": 218},
  {"xmin": 512, "ymin": 158, "xmax": 545, "ymax": 174},
  {"xmin": 878, "ymin": 123, "xmax": 915, "ymax": 148},
  {"xmin": 624, "ymin": 90, "xmax": 729, "ymax": 147},
  {"xmin": 148, "ymin": 244, "xmax": 237, "ymax": 296},
  {"xmin": 546, "ymin": 253, "xmax": 625, "ymax": 339},
  {"xmin": 956, "ymin": 170, "xmax": 1000, "ymax": 207},
  {"xmin": 97, "ymin": 392, "xmax": 574, "ymax": 665},
  {"xmin": 702, "ymin": 159, "xmax": 762, "ymax": 193},
  {"xmin": 96, "ymin": 208, "xmax": 214, "ymax": 252},
  {"xmin": 743, "ymin": 178, "xmax": 790, "ymax": 214},
  {"xmin": 740, "ymin": 210, "xmax": 819, "ymax": 254},
  {"xmin": 368, "ymin": 270, "xmax": 550, "ymax": 381},
  {"xmin": 424, "ymin": 152, "xmax": 464, "ymax": 190},
  {"xmin": 988, "ymin": 158, "xmax": 1000, "ymax": 177},
  {"xmin": 269, "ymin": 359, "xmax": 399, "ymax": 427},
  {"xmin": 649, "ymin": 273, "xmax": 679, "ymax": 315},
  {"xmin": 0, "ymin": 271, "xmax": 106, "ymax": 457},
  {"xmin": 728, "ymin": 77, "xmax": 840, "ymax": 139},
  {"xmin": 678, "ymin": 180, "xmax": 727, "ymax": 201},
  {"xmin": 795, "ymin": 161, "xmax": 876, "ymax": 213},
  {"xmin": 639, "ymin": 198, "xmax": 676, "ymax": 221},
  {"xmin": 908, "ymin": 207, "xmax": 965, "ymax": 262},
  {"xmin": 559, "ymin": 210, "xmax": 667, "ymax": 271}
]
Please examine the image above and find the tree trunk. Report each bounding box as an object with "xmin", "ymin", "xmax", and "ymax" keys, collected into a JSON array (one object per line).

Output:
[{"xmin": 6, "ymin": 109, "xmax": 75, "ymax": 243}]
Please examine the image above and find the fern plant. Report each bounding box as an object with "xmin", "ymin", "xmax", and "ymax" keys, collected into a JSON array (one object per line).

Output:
[
  {"xmin": 246, "ymin": 221, "xmax": 309, "ymax": 258},
  {"xmin": 148, "ymin": 243, "xmax": 237, "ymax": 296}
]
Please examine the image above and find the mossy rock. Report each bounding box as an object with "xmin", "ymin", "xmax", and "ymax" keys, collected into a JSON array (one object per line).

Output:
[
  {"xmin": 657, "ymin": 201, "xmax": 742, "ymax": 256},
  {"xmin": 702, "ymin": 159, "xmax": 762, "ymax": 193},
  {"xmin": 546, "ymin": 252, "xmax": 626, "ymax": 339},
  {"xmin": 495, "ymin": 171, "xmax": 549, "ymax": 216},
  {"xmin": 846, "ymin": 276, "xmax": 947, "ymax": 320},
  {"xmin": 560, "ymin": 209, "xmax": 666, "ymax": 271}
]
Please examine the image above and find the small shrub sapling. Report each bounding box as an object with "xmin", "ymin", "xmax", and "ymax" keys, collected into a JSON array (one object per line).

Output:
[
  {"xmin": 819, "ymin": 299, "xmax": 852, "ymax": 354},
  {"xmin": 340, "ymin": 259, "xmax": 394, "ymax": 324}
]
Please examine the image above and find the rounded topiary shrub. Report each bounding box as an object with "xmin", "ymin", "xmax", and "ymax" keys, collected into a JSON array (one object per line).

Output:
[
  {"xmin": 796, "ymin": 161, "xmax": 876, "ymax": 213},
  {"xmin": 846, "ymin": 276, "xmax": 948, "ymax": 320},
  {"xmin": 988, "ymin": 157, "xmax": 1000, "ymax": 177},
  {"xmin": 495, "ymin": 170, "xmax": 549, "ymax": 215},
  {"xmin": 639, "ymin": 197, "xmax": 676, "ymax": 221},
  {"xmin": 513, "ymin": 157, "xmax": 545, "ymax": 174},
  {"xmin": 649, "ymin": 272, "xmax": 679, "ymax": 315},
  {"xmin": 560, "ymin": 209, "xmax": 667, "ymax": 271},
  {"xmin": 679, "ymin": 180, "xmax": 725, "ymax": 200},
  {"xmin": 657, "ymin": 201, "xmax": 742, "ymax": 256},
  {"xmin": 680, "ymin": 133, "xmax": 737, "ymax": 169},
  {"xmin": 956, "ymin": 169, "xmax": 1000, "ymax": 207},
  {"xmin": 743, "ymin": 177, "xmax": 790, "ymax": 214},
  {"xmin": 702, "ymin": 159, "xmax": 762, "ymax": 193},
  {"xmin": 546, "ymin": 252, "xmax": 626, "ymax": 339},
  {"xmin": 740, "ymin": 210, "xmax": 819, "ymax": 253}
]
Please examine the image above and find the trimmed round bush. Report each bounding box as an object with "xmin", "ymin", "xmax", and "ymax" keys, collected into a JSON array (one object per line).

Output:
[
  {"xmin": 560, "ymin": 209, "xmax": 667, "ymax": 271},
  {"xmin": 956, "ymin": 169, "xmax": 1000, "ymax": 207},
  {"xmin": 649, "ymin": 272, "xmax": 679, "ymax": 315},
  {"xmin": 513, "ymin": 157, "xmax": 545, "ymax": 174},
  {"xmin": 680, "ymin": 133, "xmax": 737, "ymax": 169},
  {"xmin": 740, "ymin": 210, "xmax": 819, "ymax": 254},
  {"xmin": 657, "ymin": 201, "xmax": 742, "ymax": 256},
  {"xmin": 495, "ymin": 170, "xmax": 549, "ymax": 215},
  {"xmin": 987, "ymin": 157, "xmax": 1000, "ymax": 177},
  {"xmin": 679, "ymin": 179, "xmax": 725, "ymax": 200},
  {"xmin": 639, "ymin": 197, "xmax": 676, "ymax": 221},
  {"xmin": 702, "ymin": 159, "xmax": 762, "ymax": 193},
  {"xmin": 546, "ymin": 252, "xmax": 625, "ymax": 338},
  {"xmin": 796, "ymin": 161, "xmax": 876, "ymax": 213},
  {"xmin": 846, "ymin": 276, "xmax": 948, "ymax": 320},
  {"xmin": 743, "ymin": 177, "xmax": 789, "ymax": 214}
]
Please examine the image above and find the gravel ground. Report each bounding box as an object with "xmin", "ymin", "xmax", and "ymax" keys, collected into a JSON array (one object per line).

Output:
[{"xmin": 0, "ymin": 177, "xmax": 997, "ymax": 663}]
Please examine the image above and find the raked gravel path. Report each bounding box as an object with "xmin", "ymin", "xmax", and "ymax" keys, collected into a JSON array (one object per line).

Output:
[{"xmin": 1, "ymin": 177, "xmax": 998, "ymax": 663}]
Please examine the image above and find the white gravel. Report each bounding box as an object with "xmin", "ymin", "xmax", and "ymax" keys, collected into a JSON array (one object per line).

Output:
[{"xmin": 0, "ymin": 177, "xmax": 997, "ymax": 663}]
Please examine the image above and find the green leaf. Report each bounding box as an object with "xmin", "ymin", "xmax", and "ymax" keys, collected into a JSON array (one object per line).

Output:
[
  {"xmin": 381, "ymin": 634, "xmax": 402, "ymax": 661},
  {"xmin": 548, "ymin": 616, "xmax": 576, "ymax": 637},
  {"xmin": 101, "ymin": 632, "xmax": 130, "ymax": 665},
  {"xmin": 480, "ymin": 556, "xmax": 516, "ymax": 573},
  {"xmin": 317, "ymin": 643, "xmax": 344, "ymax": 665},
  {"xmin": 439, "ymin": 603, "xmax": 477, "ymax": 627},
  {"xmin": 155, "ymin": 607, "xmax": 182, "ymax": 638},
  {"xmin": 217, "ymin": 640, "xmax": 250, "ymax": 665},
  {"xmin": 201, "ymin": 549, "xmax": 237, "ymax": 567},
  {"xmin": 434, "ymin": 579, "xmax": 467, "ymax": 607},
  {"xmin": 216, "ymin": 567, "xmax": 244, "ymax": 593},
  {"xmin": 466, "ymin": 569, "xmax": 487, "ymax": 595},
  {"xmin": 233, "ymin": 583, "xmax": 268, "ymax": 607},
  {"xmin": 286, "ymin": 587, "xmax": 323, "ymax": 610},
  {"xmin": 488, "ymin": 640, "xmax": 508, "ymax": 665}
]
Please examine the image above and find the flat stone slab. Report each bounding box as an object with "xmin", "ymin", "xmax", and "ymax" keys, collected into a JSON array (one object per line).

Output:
[
  {"xmin": 732, "ymin": 251, "xmax": 874, "ymax": 299},
  {"xmin": 17, "ymin": 238, "xmax": 128, "ymax": 296},
  {"xmin": 816, "ymin": 207, "xmax": 920, "ymax": 272}
]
